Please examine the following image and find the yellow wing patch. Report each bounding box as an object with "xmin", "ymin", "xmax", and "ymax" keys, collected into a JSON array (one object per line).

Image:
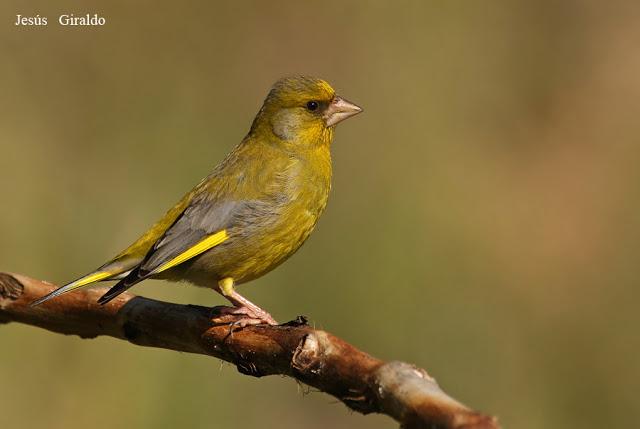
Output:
[{"xmin": 153, "ymin": 230, "xmax": 228, "ymax": 274}]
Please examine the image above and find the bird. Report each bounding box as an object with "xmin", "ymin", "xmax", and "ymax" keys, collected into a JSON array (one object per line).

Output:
[{"xmin": 31, "ymin": 76, "xmax": 362, "ymax": 325}]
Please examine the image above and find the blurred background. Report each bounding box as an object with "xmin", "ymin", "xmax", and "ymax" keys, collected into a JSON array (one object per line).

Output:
[{"xmin": 1, "ymin": 1, "xmax": 639, "ymax": 428}]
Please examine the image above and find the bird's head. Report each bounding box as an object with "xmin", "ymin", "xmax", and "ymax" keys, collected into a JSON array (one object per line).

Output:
[{"xmin": 251, "ymin": 76, "xmax": 362, "ymax": 145}]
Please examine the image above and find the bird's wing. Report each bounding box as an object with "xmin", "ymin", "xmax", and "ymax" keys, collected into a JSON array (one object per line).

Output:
[
  {"xmin": 140, "ymin": 197, "xmax": 241, "ymax": 275},
  {"xmin": 96, "ymin": 197, "xmax": 247, "ymax": 304}
]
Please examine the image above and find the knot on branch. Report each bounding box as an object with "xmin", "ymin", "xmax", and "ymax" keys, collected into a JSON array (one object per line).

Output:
[
  {"xmin": 292, "ymin": 332, "xmax": 323, "ymax": 374},
  {"xmin": 290, "ymin": 330, "xmax": 376, "ymax": 413},
  {"xmin": 0, "ymin": 273, "xmax": 24, "ymax": 301}
]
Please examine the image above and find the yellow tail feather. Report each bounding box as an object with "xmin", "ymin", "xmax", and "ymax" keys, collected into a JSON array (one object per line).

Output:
[{"xmin": 30, "ymin": 270, "xmax": 114, "ymax": 306}]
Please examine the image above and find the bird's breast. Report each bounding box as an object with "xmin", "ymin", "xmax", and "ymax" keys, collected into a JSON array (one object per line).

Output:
[{"xmin": 237, "ymin": 155, "xmax": 331, "ymax": 277}]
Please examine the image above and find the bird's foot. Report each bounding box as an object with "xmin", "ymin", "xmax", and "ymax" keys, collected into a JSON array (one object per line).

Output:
[{"xmin": 210, "ymin": 305, "xmax": 278, "ymax": 328}]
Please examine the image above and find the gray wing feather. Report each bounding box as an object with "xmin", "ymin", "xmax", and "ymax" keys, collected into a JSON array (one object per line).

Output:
[{"xmin": 139, "ymin": 198, "xmax": 244, "ymax": 275}]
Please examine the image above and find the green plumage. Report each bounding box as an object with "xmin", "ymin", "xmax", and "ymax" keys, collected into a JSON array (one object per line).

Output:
[{"xmin": 32, "ymin": 76, "xmax": 362, "ymax": 317}]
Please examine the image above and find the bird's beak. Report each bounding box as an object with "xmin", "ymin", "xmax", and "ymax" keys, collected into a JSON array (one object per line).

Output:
[{"xmin": 323, "ymin": 96, "xmax": 363, "ymax": 127}]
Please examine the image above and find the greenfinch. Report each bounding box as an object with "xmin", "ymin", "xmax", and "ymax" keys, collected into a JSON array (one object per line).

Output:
[{"xmin": 32, "ymin": 76, "xmax": 362, "ymax": 325}]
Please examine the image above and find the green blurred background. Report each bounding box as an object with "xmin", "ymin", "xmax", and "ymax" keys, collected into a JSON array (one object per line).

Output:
[{"xmin": 2, "ymin": 1, "xmax": 639, "ymax": 428}]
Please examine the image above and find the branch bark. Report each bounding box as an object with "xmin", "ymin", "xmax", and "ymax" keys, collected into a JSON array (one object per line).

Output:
[{"xmin": 0, "ymin": 272, "xmax": 499, "ymax": 429}]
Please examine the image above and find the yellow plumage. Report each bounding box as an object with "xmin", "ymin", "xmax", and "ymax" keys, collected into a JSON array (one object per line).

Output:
[{"xmin": 32, "ymin": 76, "xmax": 362, "ymax": 325}]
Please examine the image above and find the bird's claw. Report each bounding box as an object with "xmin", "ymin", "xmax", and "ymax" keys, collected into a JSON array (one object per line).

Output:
[{"xmin": 210, "ymin": 305, "xmax": 278, "ymax": 329}]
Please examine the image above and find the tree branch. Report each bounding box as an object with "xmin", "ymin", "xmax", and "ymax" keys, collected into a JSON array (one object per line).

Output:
[{"xmin": 0, "ymin": 272, "xmax": 499, "ymax": 429}]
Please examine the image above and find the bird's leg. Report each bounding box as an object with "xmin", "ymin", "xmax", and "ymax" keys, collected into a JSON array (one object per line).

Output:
[{"xmin": 212, "ymin": 277, "xmax": 278, "ymax": 326}]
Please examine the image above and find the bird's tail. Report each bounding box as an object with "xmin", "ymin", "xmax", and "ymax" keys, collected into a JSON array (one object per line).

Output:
[
  {"xmin": 30, "ymin": 268, "xmax": 131, "ymax": 307},
  {"xmin": 96, "ymin": 268, "xmax": 145, "ymax": 305}
]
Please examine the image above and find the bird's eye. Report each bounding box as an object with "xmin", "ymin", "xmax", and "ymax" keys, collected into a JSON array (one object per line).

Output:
[{"xmin": 306, "ymin": 101, "xmax": 319, "ymax": 111}]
